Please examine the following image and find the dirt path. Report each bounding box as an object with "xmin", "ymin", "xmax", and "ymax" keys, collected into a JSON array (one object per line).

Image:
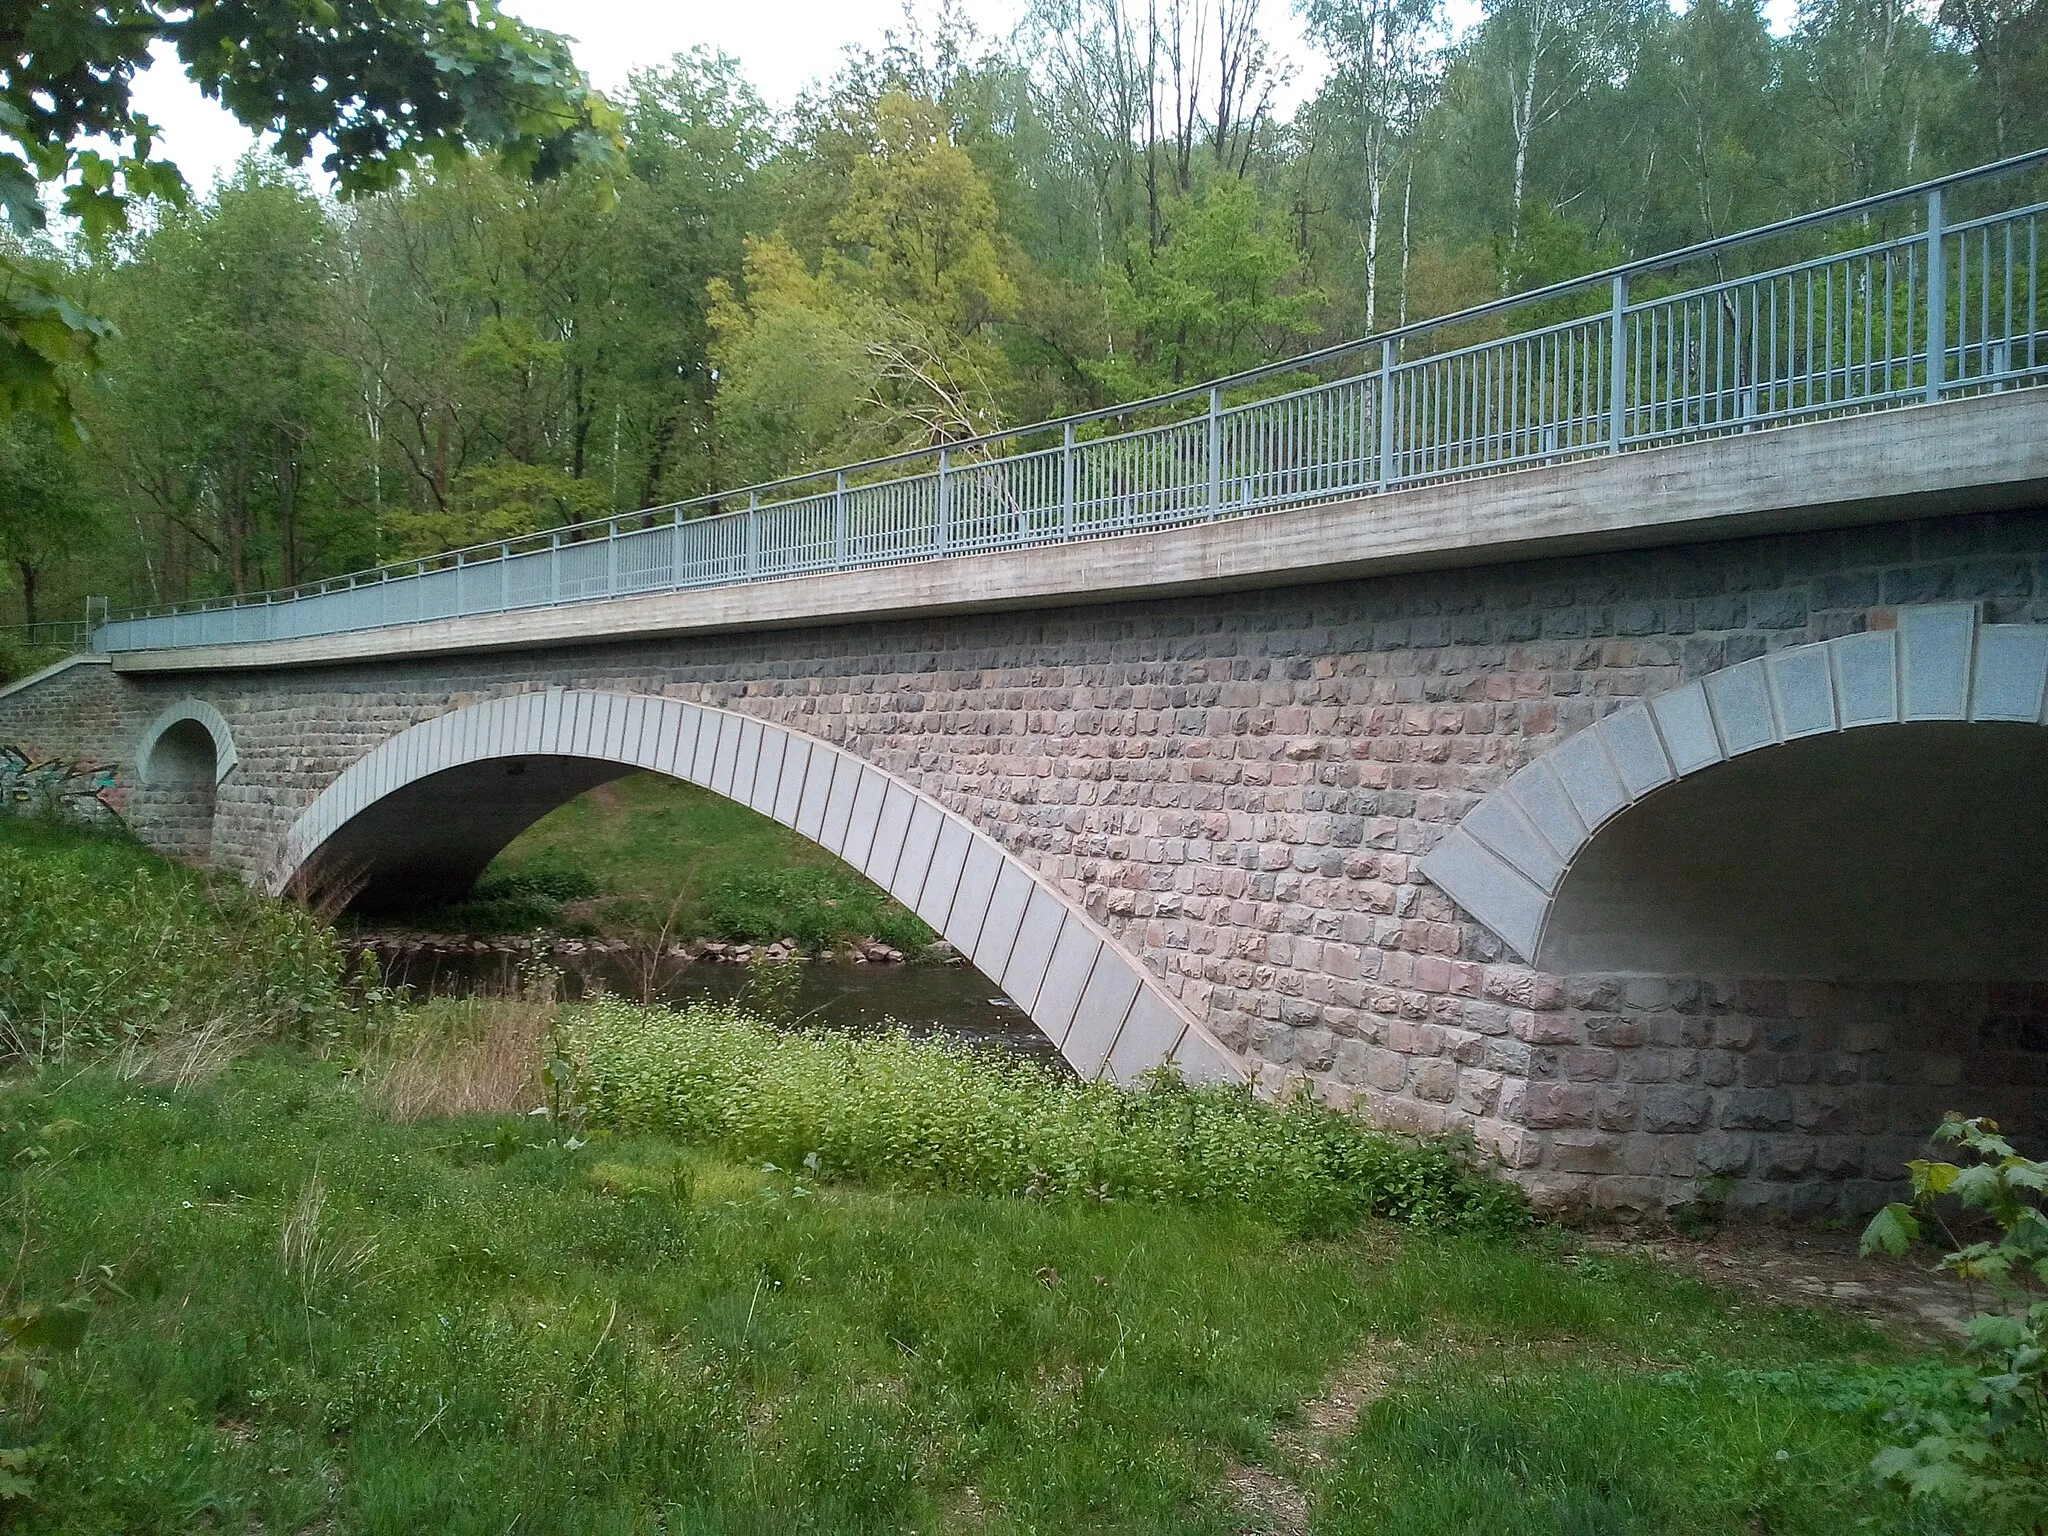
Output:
[{"xmin": 1224, "ymin": 1339, "xmax": 1408, "ymax": 1536}]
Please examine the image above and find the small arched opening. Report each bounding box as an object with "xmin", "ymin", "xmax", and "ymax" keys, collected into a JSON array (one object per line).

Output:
[{"xmin": 135, "ymin": 702, "xmax": 237, "ymax": 866}]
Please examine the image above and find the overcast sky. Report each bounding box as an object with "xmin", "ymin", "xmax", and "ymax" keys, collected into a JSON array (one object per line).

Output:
[{"xmin": 127, "ymin": 0, "xmax": 1334, "ymax": 198}]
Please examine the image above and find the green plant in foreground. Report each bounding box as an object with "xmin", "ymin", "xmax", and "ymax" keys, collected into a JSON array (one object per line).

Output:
[
  {"xmin": 1862, "ymin": 1115, "xmax": 2048, "ymax": 1531},
  {"xmin": 569, "ymin": 996, "xmax": 1528, "ymax": 1236}
]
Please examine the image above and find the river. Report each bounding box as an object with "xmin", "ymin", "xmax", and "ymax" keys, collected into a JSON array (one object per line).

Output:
[{"xmin": 350, "ymin": 938, "xmax": 1062, "ymax": 1065}]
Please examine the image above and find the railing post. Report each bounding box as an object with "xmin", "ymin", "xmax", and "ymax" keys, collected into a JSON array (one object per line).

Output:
[
  {"xmin": 1609, "ymin": 273, "xmax": 1629, "ymax": 452},
  {"xmin": 834, "ymin": 471, "xmax": 849, "ymax": 568},
  {"xmin": 1925, "ymin": 187, "xmax": 1947, "ymax": 402},
  {"xmin": 499, "ymin": 545, "xmax": 510, "ymax": 610},
  {"xmin": 1061, "ymin": 421, "xmax": 1076, "ymax": 538},
  {"xmin": 1207, "ymin": 386, "xmax": 1223, "ymax": 517},
  {"xmin": 605, "ymin": 519, "xmax": 619, "ymax": 595},
  {"xmin": 549, "ymin": 532, "xmax": 561, "ymax": 605},
  {"xmin": 672, "ymin": 508, "xmax": 686, "ymax": 590},
  {"xmin": 937, "ymin": 447, "xmax": 951, "ymax": 555},
  {"xmin": 746, "ymin": 491, "xmax": 760, "ymax": 578},
  {"xmin": 1377, "ymin": 337, "xmax": 1397, "ymax": 488}
]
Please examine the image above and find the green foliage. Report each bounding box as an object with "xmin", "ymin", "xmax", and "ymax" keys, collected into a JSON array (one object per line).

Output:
[
  {"xmin": 1859, "ymin": 1114, "xmax": 2048, "ymax": 1529},
  {"xmin": 3, "ymin": 0, "xmax": 619, "ymax": 438},
  {"xmin": 0, "ymin": 821, "xmax": 347, "ymax": 1060},
  {"xmin": 0, "ymin": 1047, "xmax": 1924, "ymax": 1532},
  {"xmin": 703, "ymin": 866, "xmax": 933, "ymax": 953},
  {"xmin": 568, "ymin": 997, "xmax": 1527, "ymax": 1236}
]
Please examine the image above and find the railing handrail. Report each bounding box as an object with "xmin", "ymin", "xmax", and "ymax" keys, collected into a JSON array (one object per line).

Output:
[{"xmin": 99, "ymin": 145, "xmax": 2048, "ymax": 633}]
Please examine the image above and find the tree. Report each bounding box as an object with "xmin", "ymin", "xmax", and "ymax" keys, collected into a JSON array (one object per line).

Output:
[
  {"xmin": 0, "ymin": 414, "xmax": 95, "ymax": 625},
  {"xmin": 1303, "ymin": 0, "xmax": 1445, "ymax": 329},
  {"xmin": 1, "ymin": 0, "xmax": 618, "ymax": 434}
]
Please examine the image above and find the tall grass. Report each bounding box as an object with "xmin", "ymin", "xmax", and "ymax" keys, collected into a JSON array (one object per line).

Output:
[
  {"xmin": 0, "ymin": 821, "xmax": 346, "ymax": 1061},
  {"xmin": 570, "ymin": 997, "xmax": 1530, "ymax": 1236}
]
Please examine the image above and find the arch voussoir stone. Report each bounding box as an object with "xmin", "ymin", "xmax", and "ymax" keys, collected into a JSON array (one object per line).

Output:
[
  {"xmin": 1423, "ymin": 603, "xmax": 2048, "ymax": 964},
  {"xmin": 276, "ymin": 688, "xmax": 1243, "ymax": 1089}
]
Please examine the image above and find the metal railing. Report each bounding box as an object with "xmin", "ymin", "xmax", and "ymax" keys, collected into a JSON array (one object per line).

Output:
[{"xmin": 96, "ymin": 149, "xmax": 2048, "ymax": 654}]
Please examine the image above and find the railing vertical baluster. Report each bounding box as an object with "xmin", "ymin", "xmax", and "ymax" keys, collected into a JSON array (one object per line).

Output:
[
  {"xmin": 834, "ymin": 471, "xmax": 849, "ymax": 568},
  {"xmin": 1061, "ymin": 422, "xmax": 1075, "ymax": 538},
  {"xmin": 1926, "ymin": 187, "xmax": 1947, "ymax": 401},
  {"xmin": 1208, "ymin": 386, "xmax": 1223, "ymax": 517},
  {"xmin": 1377, "ymin": 338, "xmax": 1396, "ymax": 487}
]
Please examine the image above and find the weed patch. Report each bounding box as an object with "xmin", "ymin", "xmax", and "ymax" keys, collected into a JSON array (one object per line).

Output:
[{"xmin": 570, "ymin": 997, "xmax": 1528, "ymax": 1236}]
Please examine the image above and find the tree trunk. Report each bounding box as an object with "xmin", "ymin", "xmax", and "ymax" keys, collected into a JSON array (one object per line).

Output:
[{"xmin": 16, "ymin": 559, "xmax": 37, "ymax": 628}]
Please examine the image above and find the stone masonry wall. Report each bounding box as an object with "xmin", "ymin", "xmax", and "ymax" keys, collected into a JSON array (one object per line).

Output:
[{"xmin": 6, "ymin": 506, "xmax": 2046, "ymax": 1217}]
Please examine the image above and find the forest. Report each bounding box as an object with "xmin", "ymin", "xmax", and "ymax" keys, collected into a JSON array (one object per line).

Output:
[{"xmin": 0, "ymin": 0, "xmax": 2041, "ymax": 629}]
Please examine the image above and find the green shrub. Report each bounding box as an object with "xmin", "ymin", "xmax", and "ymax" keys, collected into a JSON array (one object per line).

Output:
[
  {"xmin": 1860, "ymin": 1115, "xmax": 2048, "ymax": 1529},
  {"xmin": 0, "ymin": 823, "xmax": 347, "ymax": 1059},
  {"xmin": 475, "ymin": 858, "xmax": 601, "ymax": 905},
  {"xmin": 568, "ymin": 997, "xmax": 1529, "ymax": 1236}
]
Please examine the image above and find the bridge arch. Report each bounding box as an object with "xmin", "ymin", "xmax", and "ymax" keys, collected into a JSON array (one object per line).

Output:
[
  {"xmin": 276, "ymin": 689, "xmax": 1241, "ymax": 1086},
  {"xmin": 1423, "ymin": 603, "xmax": 2048, "ymax": 974},
  {"xmin": 133, "ymin": 699, "xmax": 239, "ymax": 865}
]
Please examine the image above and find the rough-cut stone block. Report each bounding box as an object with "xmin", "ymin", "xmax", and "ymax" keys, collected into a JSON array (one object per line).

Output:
[
  {"xmin": 817, "ymin": 755, "xmax": 861, "ymax": 852},
  {"xmin": 917, "ymin": 817, "xmax": 973, "ymax": 930},
  {"xmin": 861, "ymin": 782, "xmax": 916, "ymax": 889},
  {"xmin": 1106, "ymin": 989, "xmax": 1186, "ymax": 1085},
  {"xmin": 689, "ymin": 708, "xmax": 723, "ymax": 784},
  {"xmin": 1650, "ymin": 680, "xmax": 1723, "ymax": 775},
  {"xmin": 1034, "ymin": 919, "xmax": 1102, "ymax": 1046},
  {"xmin": 1505, "ymin": 759, "xmax": 1586, "ymax": 862},
  {"xmin": 840, "ymin": 769, "xmax": 888, "ymax": 867},
  {"xmin": 1829, "ymin": 629, "xmax": 1897, "ymax": 728},
  {"xmin": 1001, "ymin": 887, "xmax": 1069, "ymax": 1010},
  {"xmin": 1463, "ymin": 792, "xmax": 1565, "ymax": 893},
  {"xmin": 1900, "ymin": 602, "xmax": 1977, "ymax": 720},
  {"xmin": 1970, "ymin": 623, "xmax": 2048, "ymax": 723},
  {"xmin": 1167, "ymin": 1029, "xmax": 1243, "ymax": 1086},
  {"xmin": 1551, "ymin": 726, "xmax": 1629, "ymax": 831},
  {"xmin": 771, "ymin": 735, "xmax": 811, "ymax": 824},
  {"xmin": 944, "ymin": 834, "xmax": 1005, "ymax": 954},
  {"xmin": 1706, "ymin": 658, "xmax": 1777, "ymax": 755},
  {"xmin": 1598, "ymin": 704, "xmax": 1674, "ymax": 799},
  {"xmin": 662, "ymin": 704, "xmax": 700, "ymax": 779},
  {"xmin": 1419, "ymin": 829, "xmax": 1547, "ymax": 961},
  {"xmin": 892, "ymin": 800, "xmax": 944, "ymax": 909},
  {"xmin": 1766, "ymin": 642, "xmax": 1836, "ymax": 739},
  {"xmin": 794, "ymin": 746, "xmax": 837, "ymax": 839},
  {"xmin": 731, "ymin": 718, "xmax": 764, "ymax": 807},
  {"xmin": 971, "ymin": 860, "xmax": 1035, "ymax": 979},
  {"xmin": 748, "ymin": 727, "xmax": 786, "ymax": 812}
]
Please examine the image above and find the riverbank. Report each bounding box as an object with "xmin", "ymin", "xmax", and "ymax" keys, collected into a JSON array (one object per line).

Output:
[
  {"xmin": 388, "ymin": 771, "xmax": 933, "ymax": 955},
  {"xmin": 0, "ymin": 818, "xmax": 1990, "ymax": 1533}
]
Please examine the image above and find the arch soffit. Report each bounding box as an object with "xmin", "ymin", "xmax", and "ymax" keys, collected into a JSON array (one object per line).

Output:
[
  {"xmin": 137, "ymin": 698, "xmax": 239, "ymax": 787},
  {"xmin": 1422, "ymin": 603, "xmax": 2048, "ymax": 964},
  {"xmin": 277, "ymin": 688, "xmax": 1241, "ymax": 1089}
]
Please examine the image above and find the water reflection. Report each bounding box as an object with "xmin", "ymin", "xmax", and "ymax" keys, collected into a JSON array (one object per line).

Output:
[{"xmin": 353, "ymin": 940, "xmax": 1061, "ymax": 1064}]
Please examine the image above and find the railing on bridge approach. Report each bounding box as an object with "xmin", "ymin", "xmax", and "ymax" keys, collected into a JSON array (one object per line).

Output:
[{"xmin": 95, "ymin": 150, "xmax": 2048, "ymax": 655}]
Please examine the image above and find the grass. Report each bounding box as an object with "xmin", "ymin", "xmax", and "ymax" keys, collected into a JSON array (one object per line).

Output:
[
  {"xmin": 0, "ymin": 1050, "xmax": 1946, "ymax": 1536},
  {"xmin": 0, "ymin": 819, "xmax": 1972, "ymax": 1534},
  {"xmin": 406, "ymin": 772, "xmax": 933, "ymax": 952}
]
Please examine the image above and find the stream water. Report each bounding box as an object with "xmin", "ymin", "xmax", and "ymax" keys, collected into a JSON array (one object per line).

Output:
[{"xmin": 351, "ymin": 938, "xmax": 1061, "ymax": 1064}]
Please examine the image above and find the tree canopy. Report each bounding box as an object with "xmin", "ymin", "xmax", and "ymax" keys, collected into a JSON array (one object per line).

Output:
[{"xmin": 2, "ymin": 0, "xmax": 2039, "ymax": 635}]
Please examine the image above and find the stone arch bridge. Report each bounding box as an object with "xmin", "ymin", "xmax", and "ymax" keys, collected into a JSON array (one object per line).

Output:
[{"xmin": 8, "ymin": 156, "xmax": 2048, "ymax": 1218}]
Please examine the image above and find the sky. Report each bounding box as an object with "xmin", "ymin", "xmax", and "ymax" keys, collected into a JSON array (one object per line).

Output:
[{"xmin": 126, "ymin": 0, "xmax": 1334, "ymax": 199}]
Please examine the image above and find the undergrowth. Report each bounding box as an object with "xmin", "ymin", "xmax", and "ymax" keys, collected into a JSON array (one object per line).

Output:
[
  {"xmin": 569, "ymin": 997, "xmax": 1529, "ymax": 1236},
  {"xmin": 0, "ymin": 821, "xmax": 345, "ymax": 1060}
]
